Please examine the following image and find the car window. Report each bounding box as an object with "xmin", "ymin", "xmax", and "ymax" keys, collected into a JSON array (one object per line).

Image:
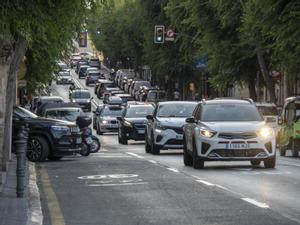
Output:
[
  {"xmin": 89, "ymin": 72, "xmax": 101, "ymax": 76},
  {"xmin": 103, "ymin": 83, "xmax": 115, "ymax": 88},
  {"xmin": 72, "ymin": 91, "xmax": 90, "ymax": 98},
  {"xmin": 126, "ymin": 106, "xmax": 154, "ymax": 118},
  {"xmin": 157, "ymin": 103, "xmax": 196, "ymax": 118},
  {"xmin": 101, "ymin": 107, "xmax": 124, "ymax": 117},
  {"xmin": 201, "ymin": 104, "xmax": 263, "ymax": 122}
]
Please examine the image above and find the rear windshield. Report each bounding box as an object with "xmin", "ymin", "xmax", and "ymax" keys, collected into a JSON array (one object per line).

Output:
[
  {"xmin": 126, "ymin": 106, "xmax": 154, "ymax": 118},
  {"xmin": 157, "ymin": 103, "xmax": 196, "ymax": 117},
  {"xmin": 89, "ymin": 72, "xmax": 101, "ymax": 76},
  {"xmin": 72, "ymin": 91, "xmax": 90, "ymax": 98},
  {"xmin": 103, "ymin": 83, "xmax": 116, "ymax": 88},
  {"xmin": 101, "ymin": 107, "xmax": 124, "ymax": 117},
  {"xmin": 257, "ymin": 106, "xmax": 278, "ymax": 116},
  {"xmin": 202, "ymin": 104, "xmax": 263, "ymax": 121}
]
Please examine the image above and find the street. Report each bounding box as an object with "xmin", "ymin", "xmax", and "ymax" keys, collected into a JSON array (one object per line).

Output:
[{"xmin": 36, "ymin": 69, "xmax": 300, "ymax": 225}]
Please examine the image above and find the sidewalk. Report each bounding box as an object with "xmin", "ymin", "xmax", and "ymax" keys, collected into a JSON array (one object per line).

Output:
[{"xmin": 0, "ymin": 155, "xmax": 42, "ymax": 225}]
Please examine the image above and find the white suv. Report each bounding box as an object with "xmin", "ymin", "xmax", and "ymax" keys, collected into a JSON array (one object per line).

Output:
[{"xmin": 183, "ymin": 98, "xmax": 276, "ymax": 169}]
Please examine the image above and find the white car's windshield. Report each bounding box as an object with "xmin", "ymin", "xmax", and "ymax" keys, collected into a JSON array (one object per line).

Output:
[
  {"xmin": 126, "ymin": 106, "xmax": 154, "ymax": 118},
  {"xmin": 101, "ymin": 107, "xmax": 123, "ymax": 117},
  {"xmin": 157, "ymin": 103, "xmax": 196, "ymax": 118},
  {"xmin": 202, "ymin": 104, "xmax": 263, "ymax": 122}
]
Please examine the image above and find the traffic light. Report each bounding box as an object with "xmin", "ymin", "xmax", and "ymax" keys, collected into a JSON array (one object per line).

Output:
[
  {"xmin": 154, "ymin": 25, "xmax": 165, "ymax": 44},
  {"xmin": 96, "ymin": 27, "xmax": 101, "ymax": 35}
]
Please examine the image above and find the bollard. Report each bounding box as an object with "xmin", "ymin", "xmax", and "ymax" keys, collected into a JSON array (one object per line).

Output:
[{"xmin": 14, "ymin": 125, "xmax": 29, "ymax": 198}]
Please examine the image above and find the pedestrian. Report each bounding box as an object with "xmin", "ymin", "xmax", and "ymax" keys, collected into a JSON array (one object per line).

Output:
[{"xmin": 173, "ymin": 89, "xmax": 181, "ymax": 101}]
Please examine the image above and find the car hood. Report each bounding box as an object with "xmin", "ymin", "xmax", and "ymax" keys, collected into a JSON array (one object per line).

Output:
[
  {"xmin": 157, "ymin": 117, "xmax": 187, "ymax": 127},
  {"xmin": 73, "ymin": 99, "xmax": 90, "ymax": 103},
  {"xmin": 61, "ymin": 76, "xmax": 71, "ymax": 79},
  {"xmin": 125, "ymin": 118, "xmax": 148, "ymax": 124},
  {"xmin": 200, "ymin": 121, "xmax": 266, "ymax": 133}
]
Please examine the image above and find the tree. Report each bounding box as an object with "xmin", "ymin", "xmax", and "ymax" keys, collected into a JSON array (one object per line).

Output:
[{"xmin": 0, "ymin": 1, "xmax": 90, "ymax": 171}]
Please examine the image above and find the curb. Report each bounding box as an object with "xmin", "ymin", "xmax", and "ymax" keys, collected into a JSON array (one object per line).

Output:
[{"xmin": 26, "ymin": 163, "xmax": 43, "ymax": 225}]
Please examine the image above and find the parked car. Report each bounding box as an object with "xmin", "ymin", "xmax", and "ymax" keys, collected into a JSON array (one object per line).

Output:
[
  {"xmin": 183, "ymin": 98, "xmax": 276, "ymax": 169},
  {"xmin": 136, "ymin": 86, "xmax": 158, "ymax": 102},
  {"xmin": 85, "ymin": 70, "xmax": 104, "ymax": 86},
  {"xmin": 89, "ymin": 58, "xmax": 101, "ymax": 68},
  {"xmin": 129, "ymin": 80, "xmax": 148, "ymax": 96},
  {"xmin": 95, "ymin": 104, "xmax": 124, "ymax": 135},
  {"xmin": 145, "ymin": 101, "xmax": 198, "ymax": 154},
  {"xmin": 279, "ymin": 96, "xmax": 300, "ymax": 157},
  {"xmin": 70, "ymin": 89, "xmax": 93, "ymax": 112},
  {"xmin": 118, "ymin": 104, "xmax": 155, "ymax": 144},
  {"xmin": 78, "ymin": 65, "xmax": 91, "ymax": 79},
  {"xmin": 56, "ymin": 71, "xmax": 74, "ymax": 85},
  {"xmin": 12, "ymin": 106, "xmax": 81, "ymax": 162}
]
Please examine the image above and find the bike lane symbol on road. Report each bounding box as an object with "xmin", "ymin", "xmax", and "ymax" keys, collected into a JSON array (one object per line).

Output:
[{"xmin": 78, "ymin": 174, "xmax": 148, "ymax": 187}]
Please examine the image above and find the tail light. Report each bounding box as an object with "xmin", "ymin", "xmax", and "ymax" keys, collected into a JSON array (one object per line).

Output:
[{"xmin": 86, "ymin": 75, "xmax": 91, "ymax": 80}]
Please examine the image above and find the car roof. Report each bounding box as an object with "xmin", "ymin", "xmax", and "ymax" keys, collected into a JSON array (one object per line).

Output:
[
  {"xmin": 45, "ymin": 107, "xmax": 82, "ymax": 111},
  {"xmin": 128, "ymin": 103, "xmax": 154, "ymax": 108},
  {"xmin": 158, "ymin": 101, "xmax": 197, "ymax": 105},
  {"xmin": 39, "ymin": 96, "xmax": 63, "ymax": 100},
  {"xmin": 72, "ymin": 89, "xmax": 89, "ymax": 93},
  {"xmin": 204, "ymin": 98, "xmax": 253, "ymax": 105}
]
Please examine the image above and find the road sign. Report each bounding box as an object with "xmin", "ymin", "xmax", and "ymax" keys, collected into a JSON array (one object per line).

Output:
[
  {"xmin": 195, "ymin": 57, "xmax": 207, "ymax": 69},
  {"xmin": 165, "ymin": 29, "xmax": 175, "ymax": 41}
]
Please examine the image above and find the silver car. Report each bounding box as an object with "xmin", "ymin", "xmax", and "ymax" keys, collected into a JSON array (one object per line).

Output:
[{"xmin": 145, "ymin": 101, "xmax": 198, "ymax": 154}]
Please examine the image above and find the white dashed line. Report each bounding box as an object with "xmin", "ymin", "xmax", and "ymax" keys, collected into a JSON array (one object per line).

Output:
[
  {"xmin": 191, "ymin": 175, "xmax": 204, "ymax": 180},
  {"xmin": 88, "ymin": 182, "xmax": 148, "ymax": 187},
  {"xmin": 242, "ymin": 198, "xmax": 270, "ymax": 208},
  {"xmin": 148, "ymin": 160, "xmax": 157, "ymax": 164},
  {"xmin": 196, "ymin": 180, "xmax": 215, "ymax": 186},
  {"xmin": 167, "ymin": 168, "xmax": 180, "ymax": 173},
  {"xmin": 126, "ymin": 152, "xmax": 145, "ymax": 159}
]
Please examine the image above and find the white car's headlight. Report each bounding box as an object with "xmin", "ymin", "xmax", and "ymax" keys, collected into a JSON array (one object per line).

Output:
[
  {"xmin": 257, "ymin": 127, "xmax": 274, "ymax": 139},
  {"xmin": 199, "ymin": 128, "xmax": 216, "ymax": 138},
  {"xmin": 101, "ymin": 120, "xmax": 108, "ymax": 124}
]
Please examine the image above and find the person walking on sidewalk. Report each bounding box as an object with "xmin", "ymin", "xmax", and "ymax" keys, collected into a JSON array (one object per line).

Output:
[{"xmin": 173, "ymin": 88, "xmax": 181, "ymax": 101}]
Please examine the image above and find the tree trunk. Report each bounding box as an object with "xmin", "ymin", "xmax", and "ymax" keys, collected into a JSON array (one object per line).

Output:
[
  {"xmin": 2, "ymin": 35, "xmax": 27, "ymax": 171},
  {"xmin": 248, "ymin": 78, "xmax": 257, "ymax": 101},
  {"xmin": 255, "ymin": 41, "xmax": 275, "ymax": 102},
  {"xmin": 0, "ymin": 36, "xmax": 13, "ymax": 172}
]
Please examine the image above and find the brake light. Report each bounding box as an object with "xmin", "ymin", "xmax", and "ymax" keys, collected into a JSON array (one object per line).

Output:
[{"xmin": 86, "ymin": 75, "xmax": 91, "ymax": 80}]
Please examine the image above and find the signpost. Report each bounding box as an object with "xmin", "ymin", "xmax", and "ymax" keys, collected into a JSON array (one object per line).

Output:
[{"xmin": 165, "ymin": 29, "xmax": 175, "ymax": 42}]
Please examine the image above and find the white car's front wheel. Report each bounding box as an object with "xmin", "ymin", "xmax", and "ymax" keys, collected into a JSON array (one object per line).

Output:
[{"xmin": 264, "ymin": 156, "xmax": 276, "ymax": 168}]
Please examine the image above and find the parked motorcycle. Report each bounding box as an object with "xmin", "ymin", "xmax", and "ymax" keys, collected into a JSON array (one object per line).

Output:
[{"xmin": 76, "ymin": 116, "xmax": 101, "ymax": 156}]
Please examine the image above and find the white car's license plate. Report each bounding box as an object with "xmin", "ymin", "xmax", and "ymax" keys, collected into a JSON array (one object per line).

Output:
[
  {"xmin": 229, "ymin": 143, "xmax": 249, "ymax": 149},
  {"xmin": 137, "ymin": 129, "xmax": 145, "ymax": 134},
  {"xmin": 85, "ymin": 137, "xmax": 93, "ymax": 144},
  {"xmin": 176, "ymin": 134, "xmax": 183, "ymax": 140}
]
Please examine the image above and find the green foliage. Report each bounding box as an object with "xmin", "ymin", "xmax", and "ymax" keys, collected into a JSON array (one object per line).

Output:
[{"xmin": 1, "ymin": 0, "xmax": 91, "ymax": 93}]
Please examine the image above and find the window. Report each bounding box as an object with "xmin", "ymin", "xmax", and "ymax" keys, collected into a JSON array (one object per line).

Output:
[
  {"xmin": 125, "ymin": 106, "xmax": 154, "ymax": 118},
  {"xmin": 201, "ymin": 104, "xmax": 263, "ymax": 122},
  {"xmin": 157, "ymin": 103, "xmax": 197, "ymax": 118},
  {"xmin": 72, "ymin": 91, "xmax": 90, "ymax": 98}
]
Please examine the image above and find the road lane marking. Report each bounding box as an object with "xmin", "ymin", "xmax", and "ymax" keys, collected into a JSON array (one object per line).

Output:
[
  {"xmin": 167, "ymin": 167, "xmax": 179, "ymax": 173},
  {"xmin": 242, "ymin": 198, "xmax": 270, "ymax": 208},
  {"xmin": 196, "ymin": 180, "xmax": 215, "ymax": 186},
  {"xmin": 191, "ymin": 175, "xmax": 204, "ymax": 180},
  {"xmin": 39, "ymin": 166, "xmax": 66, "ymax": 225},
  {"xmin": 148, "ymin": 160, "xmax": 157, "ymax": 164},
  {"xmin": 88, "ymin": 182, "xmax": 148, "ymax": 187},
  {"xmin": 126, "ymin": 152, "xmax": 145, "ymax": 159}
]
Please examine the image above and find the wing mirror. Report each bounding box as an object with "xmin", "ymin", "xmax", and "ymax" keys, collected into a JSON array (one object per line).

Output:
[{"xmin": 186, "ymin": 117, "xmax": 196, "ymax": 123}]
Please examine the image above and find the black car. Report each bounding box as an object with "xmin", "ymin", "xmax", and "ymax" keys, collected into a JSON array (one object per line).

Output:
[
  {"xmin": 97, "ymin": 81, "xmax": 116, "ymax": 98},
  {"xmin": 75, "ymin": 60, "xmax": 89, "ymax": 73},
  {"xmin": 70, "ymin": 89, "xmax": 93, "ymax": 112},
  {"xmin": 78, "ymin": 65, "xmax": 90, "ymax": 79},
  {"xmin": 117, "ymin": 104, "xmax": 154, "ymax": 144},
  {"xmin": 12, "ymin": 106, "xmax": 82, "ymax": 162}
]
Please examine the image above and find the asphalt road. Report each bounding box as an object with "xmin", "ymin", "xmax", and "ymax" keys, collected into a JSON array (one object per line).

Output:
[{"xmin": 37, "ymin": 69, "xmax": 300, "ymax": 225}]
